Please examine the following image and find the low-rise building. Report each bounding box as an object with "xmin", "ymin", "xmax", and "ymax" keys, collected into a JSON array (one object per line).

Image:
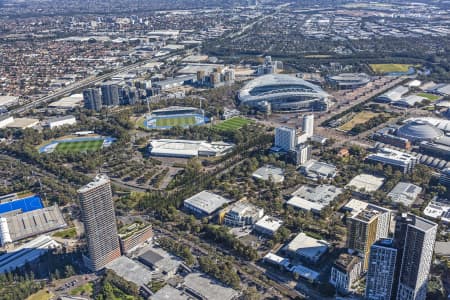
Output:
[
  {"xmin": 254, "ymin": 215, "xmax": 283, "ymax": 236},
  {"xmin": 252, "ymin": 165, "xmax": 284, "ymax": 183},
  {"xmin": 366, "ymin": 148, "xmax": 418, "ymax": 174},
  {"xmin": 330, "ymin": 253, "xmax": 362, "ymax": 295},
  {"xmin": 346, "ymin": 173, "xmax": 385, "ymax": 194},
  {"xmin": 222, "ymin": 202, "xmax": 264, "ymax": 227},
  {"xmin": 284, "ymin": 232, "xmax": 330, "ymax": 263},
  {"xmin": 287, "ymin": 185, "xmax": 343, "ymax": 214},
  {"xmin": 138, "ymin": 247, "xmax": 182, "ymax": 279},
  {"xmin": 0, "ymin": 115, "xmax": 14, "ymax": 129},
  {"xmin": 105, "ymin": 256, "xmax": 153, "ymax": 288},
  {"xmin": 184, "ymin": 191, "xmax": 230, "ymax": 218},
  {"xmin": 299, "ymin": 160, "xmax": 337, "ymax": 180},
  {"xmin": 149, "ymin": 139, "xmax": 235, "ymax": 158},
  {"xmin": 46, "ymin": 115, "xmax": 77, "ymax": 129},
  {"xmin": 119, "ymin": 224, "xmax": 153, "ymax": 255},
  {"xmin": 423, "ymin": 199, "xmax": 450, "ymax": 224},
  {"xmin": 387, "ymin": 182, "xmax": 422, "ymax": 207}
]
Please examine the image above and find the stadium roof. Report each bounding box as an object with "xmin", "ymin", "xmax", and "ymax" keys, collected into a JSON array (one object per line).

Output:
[
  {"xmin": 396, "ymin": 120, "xmax": 444, "ymax": 141},
  {"xmin": 149, "ymin": 139, "xmax": 234, "ymax": 158},
  {"xmin": 1, "ymin": 205, "xmax": 67, "ymax": 243},
  {"xmin": 328, "ymin": 73, "xmax": 371, "ymax": 86},
  {"xmin": 151, "ymin": 106, "xmax": 200, "ymax": 114},
  {"xmin": 239, "ymin": 74, "xmax": 329, "ymax": 103},
  {"xmin": 0, "ymin": 235, "xmax": 59, "ymax": 273}
]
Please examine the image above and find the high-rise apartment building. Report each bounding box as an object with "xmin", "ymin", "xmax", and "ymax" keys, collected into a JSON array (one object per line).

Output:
[
  {"xmin": 78, "ymin": 174, "xmax": 121, "ymax": 271},
  {"xmin": 302, "ymin": 114, "xmax": 314, "ymax": 138},
  {"xmin": 275, "ymin": 126, "xmax": 297, "ymax": 151},
  {"xmin": 291, "ymin": 143, "xmax": 312, "ymax": 166},
  {"xmin": 101, "ymin": 83, "xmax": 120, "ymax": 106},
  {"xmin": 366, "ymin": 238, "xmax": 399, "ymax": 300},
  {"xmin": 83, "ymin": 88, "xmax": 102, "ymax": 111},
  {"xmin": 395, "ymin": 214, "xmax": 437, "ymax": 300},
  {"xmin": 347, "ymin": 204, "xmax": 390, "ymax": 270}
]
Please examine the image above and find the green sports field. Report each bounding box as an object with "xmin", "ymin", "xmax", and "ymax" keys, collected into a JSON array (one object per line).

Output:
[
  {"xmin": 369, "ymin": 64, "xmax": 414, "ymax": 74},
  {"xmin": 417, "ymin": 93, "xmax": 441, "ymax": 101},
  {"xmin": 55, "ymin": 140, "xmax": 103, "ymax": 153},
  {"xmin": 214, "ymin": 117, "xmax": 253, "ymax": 131},
  {"xmin": 155, "ymin": 116, "xmax": 197, "ymax": 127}
]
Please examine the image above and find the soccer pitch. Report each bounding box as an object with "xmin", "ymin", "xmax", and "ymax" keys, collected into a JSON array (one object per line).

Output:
[
  {"xmin": 155, "ymin": 116, "xmax": 197, "ymax": 127},
  {"xmin": 214, "ymin": 117, "xmax": 252, "ymax": 131},
  {"xmin": 55, "ymin": 139, "xmax": 104, "ymax": 153},
  {"xmin": 369, "ymin": 64, "xmax": 413, "ymax": 74}
]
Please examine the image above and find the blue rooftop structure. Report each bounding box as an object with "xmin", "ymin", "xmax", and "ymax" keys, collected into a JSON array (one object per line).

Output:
[{"xmin": 0, "ymin": 195, "xmax": 43, "ymax": 215}]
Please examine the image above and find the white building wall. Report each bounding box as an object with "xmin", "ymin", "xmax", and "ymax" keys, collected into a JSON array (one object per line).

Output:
[{"xmin": 275, "ymin": 127, "xmax": 296, "ymax": 151}]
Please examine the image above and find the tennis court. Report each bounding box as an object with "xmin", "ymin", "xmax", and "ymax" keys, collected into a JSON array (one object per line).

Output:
[{"xmin": 0, "ymin": 195, "xmax": 43, "ymax": 215}]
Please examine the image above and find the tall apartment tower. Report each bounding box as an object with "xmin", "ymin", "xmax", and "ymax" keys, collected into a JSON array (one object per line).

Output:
[
  {"xmin": 366, "ymin": 238, "xmax": 399, "ymax": 300},
  {"xmin": 395, "ymin": 214, "xmax": 437, "ymax": 300},
  {"xmin": 347, "ymin": 204, "xmax": 390, "ymax": 270},
  {"xmin": 275, "ymin": 126, "xmax": 297, "ymax": 151},
  {"xmin": 78, "ymin": 175, "xmax": 121, "ymax": 271},
  {"xmin": 302, "ymin": 114, "xmax": 314, "ymax": 137},
  {"xmin": 101, "ymin": 83, "xmax": 120, "ymax": 106},
  {"xmin": 83, "ymin": 88, "xmax": 102, "ymax": 111}
]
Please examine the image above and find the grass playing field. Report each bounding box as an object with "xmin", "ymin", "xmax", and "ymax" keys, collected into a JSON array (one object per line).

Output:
[
  {"xmin": 339, "ymin": 112, "xmax": 379, "ymax": 132},
  {"xmin": 417, "ymin": 93, "xmax": 441, "ymax": 101},
  {"xmin": 155, "ymin": 116, "xmax": 197, "ymax": 127},
  {"xmin": 55, "ymin": 139, "xmax": 103, "ymax": 153},
  {"xmin": 214, "ymin": 117, "xmax": 253, "ymax": 131},
  {"xmin": 369, "ymin": 64, "xmax": 414, "ymax": 74}
]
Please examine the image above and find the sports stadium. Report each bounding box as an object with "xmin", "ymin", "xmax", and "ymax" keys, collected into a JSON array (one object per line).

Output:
[
  {"xmin": 327, "ymin": 73, "xmax": 371, "ymax": 90},
  {"xmin": 238, "ymin": 74, "xmax": 331, "ymax": 112},
  {"xmin": 144, "ymin": 106, "xmax": 208, "ymax": 130},
  {"xmin": 39, "ymin": 136, "xmax": 116, "ymax": 153}
]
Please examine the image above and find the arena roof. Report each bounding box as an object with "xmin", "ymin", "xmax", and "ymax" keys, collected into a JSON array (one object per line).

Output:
[
  {"xmin": 396, "ymin": 120, "xmax": 444, "ymax": 142},
  {"xmin": 328, "ymin": 73, "xmax": 371, "ymax": 87},
  {"xmin": 149, "ymin": 139, "xmax": 234, "ymax": 158},
  {"xmin": 0, "ymin": 194, "xmax": 43, "ymax": 215},
  {"xmin": 238, "ymin": 74, "xmax": 330, "ymax": 110}
]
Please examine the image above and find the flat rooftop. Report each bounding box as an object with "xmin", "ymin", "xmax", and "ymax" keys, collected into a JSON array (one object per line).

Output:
[
  {"xmin": 184, "ymin": 191, "xmax": 230, "ymax": 215},
  {"xmin": 151, "ymin": 285, "xmax": 190, "ymax": 300},
  {"xmin": 105, "ymin": 256, "xmax": 152, "ymax": 287},
  {"xmin": 77, "ymin": 174, "xmax": 110, "ymax": 193},
  {"xmin": 49, "ymin": 94, "xmax": 83, "ymax": 108},
  {"xmin": 6, "ymin": 117, "xmax": 39, "ymax": 129},
  {"xmin": 346, "ymin": 173, "xmax": 385, "ymax": 192},
  {"xmin": 3, "ymin": 205, "xmax": 67, "ymax": 242},
  {"xmin": 387, "ymin": 182, "xmax": 422, "ymax": 206},
  {"xmin": 342, "ymin": 199, "xmax": 369, "ymax": 216},
  {"xmin": 183, "ymin": 273, "xmax": 239, "ymax": 300},
  {"xmin": 352, "ymin": 204, "xmax": 390, "ymax": 223},
  {"xmin": 287, "ymin": 185, "xmax": 342, "ymax": 213},
  {"xmin": 254, "ymin": 215, "xmax": 283, "ymax": 233},
  {"xmin": 285, "ymin": 232, "xmax": 330, "ymax": 261},
  {"xmin": 423, "ymin": 201, "xmax": 450, "ymax": 224},
  {"xmin": 252, "ymin": 165, "xmax": 284, "ymax": 183},
  {"xmin": 301, "ymin": 160, "xmax": 337, "ymax": 178}
]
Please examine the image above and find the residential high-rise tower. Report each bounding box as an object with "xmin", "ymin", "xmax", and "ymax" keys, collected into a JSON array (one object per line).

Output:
[{"xmin": 78, "ymin": 174, "xmax": 120, "ymax": 271}]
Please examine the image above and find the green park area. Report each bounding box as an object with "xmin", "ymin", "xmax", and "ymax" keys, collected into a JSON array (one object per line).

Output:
[
  {"xmin": 70, "ymin": 283, "xmax": 93, "ymax": 297},
  {"xmin": 26, "ymin": 290, "xmax": 54, "ymax": 300},
  {"xmin": 53, "ymin": 227, "xmax": 77, "ymax": 239},
  {"xmin": 369, "ymin": 64, "xmax": 414, "ymax": 74},
  {"xmin": 55, "ymin": 139, "xmax": 103, "ymax": 153},
  {"xmin": 338, "ymin": 112, "xmax": 379, "ymax": 132},
  {"xmin": 213, "ymin": 117, "xmax": 253, "ymax": 132}
]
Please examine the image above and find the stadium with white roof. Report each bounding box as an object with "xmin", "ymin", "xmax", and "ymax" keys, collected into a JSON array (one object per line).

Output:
[{"xmin": 238, "ymin": 74, "xmax": 331, "ymax": 112}]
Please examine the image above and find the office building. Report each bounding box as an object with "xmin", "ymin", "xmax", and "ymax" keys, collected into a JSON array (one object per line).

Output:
[
  {"xmin": 252, "ymin": 165, "xmax": 285, "ymax": 183},
  {"xmin": 183, "ymin": 191, "xmax": 230, "ymax": 217},
  {"xmin": 395, "ymin": 214, "xmax": 437, "ymax": 300},
  {"xmin": 78, "ymin": 175, "xmax": 121, "ymax": 271},
  {"xmin": 83, "ymin": 88, "xmax": 102, "ymax": 111},
  {"xmin": 366, "ymin": 148, "xmax": 418, "ymax": 174},
  {"xmin": 287, "ymin": 184, "xmax": 342, "ymax": 214},
  {"xmin": 387, "ymin": 182, "xmax": 422, "ymax": 207},
  {"xmin": 291, "ymin": 143, "xmax": 312, "ymax": 166},
  {"xmin": 347, "ymin": 204, "xmax": 390, "ymax": 270},
  {"xmin": 222, "ymin": 202, "xmax": 264, "ymax": 227},
  {"xmin": 302, "ymin": 114, "xmax": 314, "ymax": 137},
  {"xmin": 46, "ymin": 115, "xmax": 77, "ymax": 129},
  {"xmin": 275, "ymin": 126, "xmax": 297, "ymax": 151},
  {"xmin": 366, "ymin": 239, "xmax": 399, "ymax": 300},
  {"xmin": 254, "ymin": 215, "xmax": 283, "ymax": 236},
  {"xmin": 101, "ymin": 82, "xmax": 120, "ymax": 106},
  {"xmin": 330, "ymin": 253, "xmax": 362, "ymax": 295},
  {"xmin": 300, "ymin": 159, "xmax": 337, "ymax": 180},
  {"xmin": 284, "ymin": 232, "xmax": 330, "ymax": 263}
]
